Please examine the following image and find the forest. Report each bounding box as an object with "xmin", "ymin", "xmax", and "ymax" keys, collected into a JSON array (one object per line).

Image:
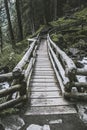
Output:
[
  {"xmin": 0, "ymin": 0, "xmax": 87, "ymax": 71},
  {"xmin": 0, "ymin": 0, "xmax": 87, "ymax": 130}
]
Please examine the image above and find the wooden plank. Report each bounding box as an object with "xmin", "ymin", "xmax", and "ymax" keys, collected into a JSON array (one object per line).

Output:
[
  {"xmin": 30, "ymin": 91, "xmax": 61, "ymax": 99},
  {"xmin": 35, "ymin": 64, "xmax": 51, "ymax": 67},
  {"xmin": 30, "ymin": 82, "xmax": 58, "ymax": 87},
  {"xmin": 34, "ymin": 70, "xmax": 54, "ymax": 74},
  {"xmin": 32, "ymin": 73, "xmax": 55, "ymax": 76},
  {"xmin": 31, "ymin": 75, "xmax": 55, "ymax": 79},
  {"xmin": 35, "ymin": 66, "xmax": 52, "ymax": 68},
  {"xmin": 34, "ymin": 68, "xmax": 53, "ymax": 71},
  {"xmin": 36, "ymin": 58, "xmax": 49, "ymax": 60},
  {"xmin": 36, "ymin": 59, "xmax": 49, "ymax": 62},
  {"xmin": 25, "ymin": 105, "xmax": 76, "ymax": 115},
  {"xmin": 31, "ymin": 86, "xmax": 59, "ymax": 92},
  {"xmin": 31, "ymin": 79, "xmax": 57, "ymax": 83},
  {"xmin": 31, "ymin": 98, "xmax": 71, "ymax": 107}
]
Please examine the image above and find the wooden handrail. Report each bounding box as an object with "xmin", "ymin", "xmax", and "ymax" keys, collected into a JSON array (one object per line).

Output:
[
  {"xmin": 0, "ymin": 72, "xmax": 12, "ymax": 82},
  {"xmin": 0, "ymin": 96, "xmax": 26, "ymax": 111},
  {"xmin": 48, "ymin": 34, "xmax": 76, "ymax": 74},
  {"xmin": 77, "ymin": 68, "xmax": 87, "ymax": 76},
  {"xmin": 0, "ymin": 84, "xmax": 21, "ymax": 98},
  {"xmin": 13, "ymin": 40, "xmax": 37, "ymax": 77},
  {"xmin": 48, "ymin": 41, "xmax": 70, "ymax": 85}
]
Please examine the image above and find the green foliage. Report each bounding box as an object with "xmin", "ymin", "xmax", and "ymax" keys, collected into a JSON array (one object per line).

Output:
[
  {"xmin": 74, "ymin": 8, "xmax": 87, "ymax": 21},
  {"xmin": 0, "ymin": 108, "xmax": 19, "ymax": 116},
  {"xmin": 0, "ymin": 24, "xmax": 43, "ymax": 71},
  {"xmin": 51, "ymin": 34, "xmax": 59, "ymax": 42},
  {"xmin": 0, "ymin": 38, "xmax": 28, "ymax": 71}
]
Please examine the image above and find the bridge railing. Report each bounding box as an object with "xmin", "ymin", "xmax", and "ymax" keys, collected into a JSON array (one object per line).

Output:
[
  {"xmin": 47, "ymin": 34, "xmax": 87, "ymax": 101},
  {"xmin": 0, "ymin": 35, "xmax": 39, "ymax": 111}
]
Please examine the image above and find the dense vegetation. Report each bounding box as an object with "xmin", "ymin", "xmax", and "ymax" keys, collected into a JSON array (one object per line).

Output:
[{"xmin": 0, "ymin": 0, "xmax": 87, "ymax": 71}]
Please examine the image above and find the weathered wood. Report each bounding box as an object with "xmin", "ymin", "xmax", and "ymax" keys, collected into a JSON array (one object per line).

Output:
[
  {"xmin": 25, "ymin": 105, "xmax": 76, "ymax": 115},
  {"xmin": 0, "ymin": 72, "xmax": 12, "ymax": 81},
  {"xmin": 30, "ymin": 82, "xmax": 58, "ymax": 88},
  {"xmin": 77, "ymin": 68, "xmax": 87, "ymax": 76},
  {"xmin": 64, "ymin": 92, "xmax": 87, "ymax": 101},
  {"xmin": 33, "ymin": 71, "xmax": 54, "ymax": 75},
  {"xmin": 31, "ymin": 78, "xmax": 57, "ymax": 83},
  {"xmin": 48, "ymin": 41, "xmax": 70, "ymax": 86},
  {"xmin": 34, "ymin": 68, "xmax": 53, "ymax": 71},
  {"xmin": 13, "ymin": 40, "xmax": 36, "ymax": 77},
  {"xmin": 0, "ymin": 84, "xmax": 21, "ymax": 98},
  {"xmin": 31, "ymin": 86, "xmax": 59, "ymax": 92},
  {"xmin": 24, "ymin": 58, "xmax": 33, "ymax": 81},
  {"xmin": 0, "ymin": 96, "xmax": 26, "ymax": 111},
  {"xmin": 48, "ymin": 35, "xmax": 76, "ymax": 74},
  {"xmin": 31, "ymin": 91, "xmax": 61, "ymax": 98},
  {"xmin": 31, "ymin": 75, "xmax": 54, "ymax": 79},
  {"xmin": 31, "ymin": 98, "xmax": 70, "ymax": 107},
  {"xmin": 73, "ymin": 82, "xmax": 87, "ymax": 88},
  {"xmin": 48, "ymin": 49, "xmax": 65, "ymax": 94}
]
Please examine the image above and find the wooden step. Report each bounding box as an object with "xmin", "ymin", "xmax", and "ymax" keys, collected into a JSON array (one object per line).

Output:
[
  {"xmin": 34, "ymin": 68, "xmax": 53, "ymax": 71},
  {"xmin": 33, "ymin": 71, "xmax": 54, "ymax": 75},
  {"xmin": 31, "ymin": 75, "xmax": 55, "ymax": 79},
  {"xmin": 31, "ymin": 86, "xmax": 59, "ymax": 92},
  {"xmin": 31, "ymin": 79, "xmax": 57, "ymax": 83},
  {"xmin": 34, "ymin": 66, "xmax": 52, "ymax": 68},
  {"xmin": 30, "ymin": 98, "xmax": 72, "ymax": 107},
  {"xmin": 25, "ymin": 105, "xmax": 76, "ymax": 115},
  {"xmin": 30, "ymin": 91, "xmax": 61, "ymax": 99},
  {"xmin": 30, "ymin": 82, "xmax": 58, "ymax": 87}
]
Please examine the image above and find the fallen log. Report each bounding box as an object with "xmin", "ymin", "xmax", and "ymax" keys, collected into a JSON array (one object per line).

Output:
[
  {"xmin": 13, "ymin": 40, "xmax": 36, "ymax": 77},
  {"xmin": 64, "ymin": 92, "xmax": 87, "ymax": 101},
  {"xmin": 72, "ymin": 82, "xmax": 87, "ymax": 88},
  {"xmin": 0, "ymin": 84, "xmax": 21, "ymax": 98},
  {"xmin": 0, "ymin": 72, "xmax": 12, "ymax": 82},
  {"xmin": 0, "ymin": 96, "xmax": 26, "ymax": 111},
  {"xmin": 77, "ymin": 68, "xmax": 87, "ymax": 76}
]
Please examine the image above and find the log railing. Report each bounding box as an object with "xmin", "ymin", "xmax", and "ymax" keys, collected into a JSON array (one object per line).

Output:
[
  {"xmin": 0, "ymin": 35, "xmax": 39, "ymax": 111},
  {"xmin": 47, "ymin": 34, "xmax": 87, "ymax": 100}
]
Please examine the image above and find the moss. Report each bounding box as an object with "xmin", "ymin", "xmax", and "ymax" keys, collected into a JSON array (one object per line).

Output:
[
  {"xmin": 74, "ymin": 8, "xmax": 87, "ymax": 21},
  {"xmin": 0, "ymin": 108, "xmax": 19, "ymax": 116},
  {"xmin": 51, "ymin": 34, "xmax": 58, "ymax": 42}
]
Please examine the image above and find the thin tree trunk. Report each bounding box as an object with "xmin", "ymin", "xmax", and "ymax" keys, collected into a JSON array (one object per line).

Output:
[
  {"xmin": 15, "ymin": 0, "xmax": 23, "ymax": 41},
  {"xmin": 29, "ymin": 0, "xmax": 35, "ymax": 34},
  {"xmin": 54, "ymin": 0, "xmax": 57, "ymax": 20},
  {"xmin": 0, "ymin": 27, "xmax": 3, "ymax": 53},
  {"xmin": 4, "ymin": 0, "xmax": 15, "ymax": 48}
]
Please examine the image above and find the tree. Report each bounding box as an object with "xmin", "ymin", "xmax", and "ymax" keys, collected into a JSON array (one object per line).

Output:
[
  {"xmin": 0, "ymin": 26, "xmax": 3, "ymax": 52},
  {"xmin": 15, "ymin": 0, "xmax": 23, "ymax": 41},
  {"xmin": 4, "ymin": 0, "xmax": 15, "ymax": 48},
  {"xmin": 43, "ymin": 0, "xmax": 51, "ymax": 24}
]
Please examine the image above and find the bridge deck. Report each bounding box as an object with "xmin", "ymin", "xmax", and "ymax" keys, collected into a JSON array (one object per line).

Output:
[{"xmin": 24, "ymin": 40, "xmax": 86, "ymax": 130}]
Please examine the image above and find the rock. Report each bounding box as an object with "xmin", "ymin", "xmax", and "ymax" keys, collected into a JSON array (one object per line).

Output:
[
  {"xmin": 1, "ymin": 115, "xmax": 25, "ymax": 130},
  {"xmin": 75, "ymin": 61, "xmax": 84, "ymax": 68},
  {"xmin": 27, "ymin": 124, "xmax": 50, "ymax": 130},
  {"xmin": 0, "ymin": 124, "xmax": 5, "ymax": 130},
  {"xmin": 0, "ymin": 119, "xmax": 5, "ymax": 130},
  {"xmin": 69, "ymin": 48, "xmax": 79, "ymax": 56},
  {"xmin": 27, "ymin": 124, "xmax": 42, "ymax": 130}
]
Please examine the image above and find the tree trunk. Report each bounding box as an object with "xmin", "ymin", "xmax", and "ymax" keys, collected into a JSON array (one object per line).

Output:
[
  {"xmin": 4, "ymin": 0, "xmax": 15, "ymax": 48},
  {"xmin": 54, "ymin": 0, "xmax": 57, "ymax": 20},
  {"xmin": 29, "ymin": 0, "xmax": 35, "ymax": 34},
  {"xmin": 0, "ymin": 26, "xmax": 3, "ymax": 52},
  {"xmin": 15, "ymin": 0, "xmax": 23, "ymax": 41}
]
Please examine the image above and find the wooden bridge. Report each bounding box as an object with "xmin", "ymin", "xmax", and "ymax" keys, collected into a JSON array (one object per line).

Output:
[{"xmin": 0, "ymin": 33, "xmax": 87, "ymax": 129}]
